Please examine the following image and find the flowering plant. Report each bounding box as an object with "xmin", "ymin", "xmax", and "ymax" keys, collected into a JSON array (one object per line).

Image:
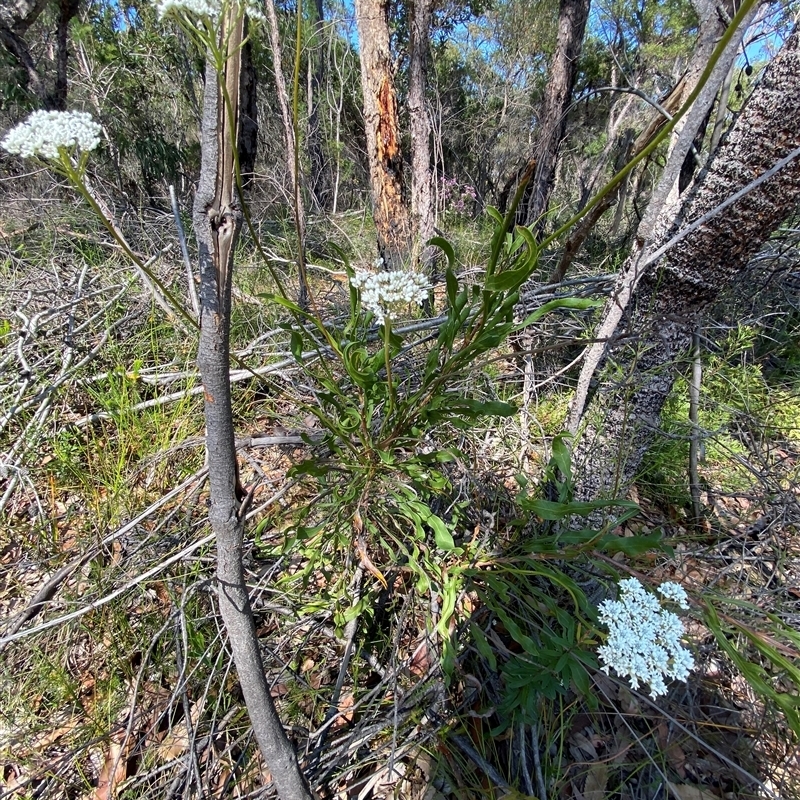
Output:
[
  {"xmin": 350, "ymin": 269, "xmax": 430, "ymax": 327},
  {"xmin": 440, "ymin": 175, "xmax": 478, "ymax": 217},
  {"xmin": 598, "ymin": 578, "xmax": 694, "ymax": 698},
  {"xmin": 2, "ymin": 110, "xmax": 101, "ymax": 165}
]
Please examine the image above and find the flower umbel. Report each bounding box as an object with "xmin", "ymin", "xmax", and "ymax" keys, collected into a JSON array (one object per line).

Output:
[
  {"xmin": 2, "ymin": 110, "xmax": 101, "ymax": 160},
  {"xmin": 351, "ymin": 269, "xmax": 431, "ymax": 326},
  {"xmin": 156, "ymin": 0, "xmax": 220, "ymax": 18},
  {"xmin": 597, "ymin": 578, "xmax": 694, "ymax": 698},
  {"xmin": 156, "ymin": 0, "xmax": 265, "ymax": 21}
]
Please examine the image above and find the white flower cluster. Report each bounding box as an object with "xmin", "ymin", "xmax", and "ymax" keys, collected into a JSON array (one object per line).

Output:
[
  {"xmin": 2, "ymin": 110, "xmax": 101, "ymax": 160},
  {"xmin": 156, "ymin": 0, "xmax": 264, "ymax": 21},
  {"xmin": 156, "ymin": 0, "xmax": 220, "ymax": 18},
  {"xmin": 351, "ymin": 269, "xmax": 431, "ymax": 326},
  {"xmin": 597, "ymin": 578, "xmax": 694, "ymax": 698}
]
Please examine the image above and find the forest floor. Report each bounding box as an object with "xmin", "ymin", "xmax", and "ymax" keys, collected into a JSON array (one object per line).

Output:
[{"xmin": 1, "ymin": 205, "xmax": 799, "ymax": 800}]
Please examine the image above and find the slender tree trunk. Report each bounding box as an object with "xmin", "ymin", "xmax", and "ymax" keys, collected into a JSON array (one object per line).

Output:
[
  {"xmin": 570, "ymin": 27, "xmax": 800, "ymax": 503},
  {"xmin": 408, "ymin": 0, "xmax": 435, "ymax": 269},
  {"xmin": 264, "ymin": 0, "xmax": 309, "ymax": 307},
  {"xmin": 51, "ymin": 0, "xmax": 78, "ymax": 110},
  {"xmin": 238, "ymin": 19, "xmax": 259, "ymax": 190},
  {"xmin": 307, "ymin": 0, "xmax": 331, "ymax": 210},
  {"xmin": 193, "ymin": 8, "xmax": 314, "ymax": 798},
  {"xmin": 0, "ymin": 0, "xmax": 77, "ymax": 109},
  {"xmin": 354, "ymin": 0, "xmax": 411, "ymax": 269},
  {"xmin": 517, "ymin": 0, "xmax": 590, "ymax": 230}
]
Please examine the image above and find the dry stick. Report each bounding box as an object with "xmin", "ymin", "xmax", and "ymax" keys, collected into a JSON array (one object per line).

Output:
[
  {"xmin": 518, "ymin": 721, "xmax": 534, "ymax": 797},
  {"xmin": 531, "ymin": 721, "xmax": 547, "ymax": 800},
  {"xmin": 0, "ymin": 469, "xmax": 207, "ymax": 646},
  {"xmin": 688, "ymin": 325, "xmax": 703, "ymax": 524},
  {"xmin": 310, "ymin": 567, "xmax": 364, "ymax": 767},
  {"xmin": 448, "ymin": 732, "xmax": 511, "ymax": 791},
  {"xmin": 170, "ymin": 184, "xmax": 201, "ymax": 318}
]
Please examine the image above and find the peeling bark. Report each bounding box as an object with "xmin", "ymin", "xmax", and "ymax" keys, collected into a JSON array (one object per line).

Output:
[
  {"xmin": 354, "ymin": 0, "xmax": 411, "ymax": 269},
  {"xmin": 571, "ymin": 28, "xmax": 800, "ymax": 503}
]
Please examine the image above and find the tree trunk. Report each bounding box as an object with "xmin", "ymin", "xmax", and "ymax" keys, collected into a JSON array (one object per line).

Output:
[
  {"xmin": 517, "ymin": 0, "xmax": 590, "ymax": 230},
  {"xmin": 264, "ymin": 0, "xmax": 309, "ymax": 307},
  {"xmin": 193, "ymin": 8, "xmax": 314, "ymax": 798},
  {"xmin": 570, "ymin": 27, "xmax": 800, "ymax": 503},
  {"xmin": 0, "ymin": 0, "xmax": 78, "ymax": 110},
  {"xmin": 354, "ymin": 0, "xmax": 411, "ymax": 269},
  {"xmin": 567, "ymin": 0, "xmax": 759, "ymax": 436},
  {"xmin": 408, "ymin": 0, "xmax": 435, "ymax": 269},
  {"xmin": 307, "ymin": 0, "xmax": 331, "ymax": 210},
  {"xmin": 238, "ymin": 19, "xmax": 259, "ymax": 190}
]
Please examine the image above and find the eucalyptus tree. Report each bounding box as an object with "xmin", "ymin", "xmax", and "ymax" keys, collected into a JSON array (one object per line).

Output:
[
  {"xmin": 353, "ymin": 0, "xmax": 412, "ymax": 269},
  {"xmin": 568, "ymin": 14, "xmax": 800, "ymax": 504}
]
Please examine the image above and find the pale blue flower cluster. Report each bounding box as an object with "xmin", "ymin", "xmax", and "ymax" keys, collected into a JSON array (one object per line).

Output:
[
  {"xmin": 351, "ymin": 269, "xmax": 431, "ymax": 326},
  {"xmin": 2, "ymin": 110, "xmax": 101, "ymax": 160},
  {"xmin": 597, "ymin": 578, "xmax": 694, "ymax": 698}
]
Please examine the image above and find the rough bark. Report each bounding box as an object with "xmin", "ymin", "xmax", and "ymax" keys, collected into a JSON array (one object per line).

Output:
[
  {"xmin": 571, "ymin": 27, "xmax": 800, "ymax": 503},
  {"xmin": 354, "ymin": 0, "xmax": 412, "ymax": 269},
  {"xmin": 408, "ymin": 0, "xmax": 435, "ymax": 269},
  {"xmin": 517, "ymin": 0, "xmax": 590, "ymax": 230},
  {"xmin": 193, "ymin": 9, "xmax": 314, "ymax": 799},
  {"xmin": 567, "ymin": 0, "xmax": 760, "ymax": 436}
]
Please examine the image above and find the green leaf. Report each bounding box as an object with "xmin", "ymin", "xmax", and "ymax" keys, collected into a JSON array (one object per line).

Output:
[
  {"xmin": 469, "ymin": 622, "xmax": 497, "ymax": 672},
  {"xmin": 486, "ymin": 205, "xmax": 503, "ymax": 225},
  {"xmin": 597, "ymin": 530, "xmax": 665, "ymax": 556},
  {"xmin": 514, "ymin": 298, "xmax": 603, "ymax": 331},
  {"xmin": 523, "ymin": 498, "xmax": 638, "ymax": 521},
  {"xmin": 289, "ymin": 329, "xmax": 303, "ymax": 363},
  {"xmin": 405, "ymin": 500, "xmax": 457, "ymax": 551},
  {"xmin": 430, "ymin": 396, "xmax": 516, "ymax": 419},
  {"xmin": 551, "ymin": 433, "xmax": 573, "ymax": 484},
  {"xmin": 430, "ymin": 236, "xmax": 456, "ymax": 272},
  {"xmin": 485, "ymin": 264, "xmax": 530, "ymax": 293},
  {"xmin": 259, "ymin": 292, "xmax": 307, "ymax": 318}
]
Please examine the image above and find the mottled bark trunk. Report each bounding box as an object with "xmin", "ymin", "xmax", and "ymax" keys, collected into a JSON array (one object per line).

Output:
[
  {"xmin": 571, "ymin": 28, "xmax": 800, "ymax": 503},
  {"xmin": 193, "ymin": 9, "xmax": 314, "ymax": 799},
  {"xmin": 408, "ymin": 0, "xmax": 435, "ymax": 269},
  {"xmin": 517, "ymin": 0, "xmax": 590, "ymax": 230},
  {"xmin": 567, "ymin": 0, "xmax": 760, "ymax": 436},
  {"xmin": 354, "ymin": 0, "xmax": 411, "ymax": 269}
]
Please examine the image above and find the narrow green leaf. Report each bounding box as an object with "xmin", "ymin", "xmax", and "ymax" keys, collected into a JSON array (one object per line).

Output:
[
  {"xmin": 513, "ymin": 298, "xmax": 603, "ymax": 331},
  {"xmin": 289, "ymin": 329, "xmax": 303, "ymax": 362},
  {"xmin": 470, "ymin": 622, "xmax": 497, "ymax": 672},
  {"xmin": 430, "ymin": 237, "xmax": 456, "ymax": 272}
]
